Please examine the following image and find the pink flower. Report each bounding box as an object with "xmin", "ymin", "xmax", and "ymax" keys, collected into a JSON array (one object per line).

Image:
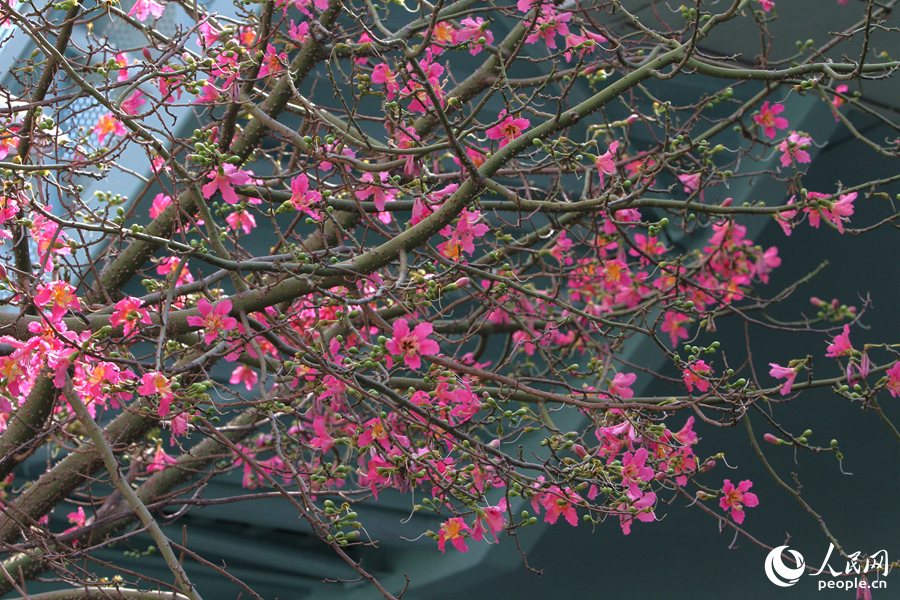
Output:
[
  {"xmin": 778, "ymin": 131, "xmax": 812, "ymax": 167},
  {"xmin": 595, "ymin": 140, "xmax": 619, "ymax": 186},
  {"xmin": 618, "ymin": 491, "xmax": 656, "ymax": 535},
  {"xmin": 226, "ymin": 209, "xmax": 257, "ymax": 234},
  {"xmin": 831, "ymin": 84, "xmax": 849, "ymax": 120},
  {"xmin": 608, "ymin": 372, "xmax": 637, "ymax": 399},
  {"xmin": 677, "ymin": 173, "xmax": 702, "ymax": 200},
  {"xmin": 289, "ymin": 20, "xmax": 309, "ymax": 44},
  {"xmin": 202, "ymin": 164, "xmax": 252, "ymax": 205},
  {"xmin": 127, "ymin": 0, "xmax": 165, "ymax": 21},
  {"xmin": 759, "ymin": 0, "xmax": 775, "ymax": 12},
  {"xmin": 371, "ymin": 63, "xmax": 400, "ymax": 99},
  {"xmin": 257, "ymin": 44, "xmax": 288, "ymax": 78},
  {"xmin": 120, "ymin": 90, "xmax": 145, "ymax": 116},
  {"xmin": 35, "ymin": 281, "xmax": 80, "ymax": 322},
  {"xmin": 438, "ymin": 517, "xmax": 471, "ymax": 552},
  {"xmin": 719, "ymin": 479, "xmax": 759, "ymax": 524},
  {"xmin": 139, "ymin": 371, "xmax": 175, "ymax": 417},
  {"xmin": 826, "ymin": 192, "xmax": 856, "ymax": 232},
  {"xmin": 769, "ymin": 363, "xmax": 797, "ymax": 396},
  {"xmin": 67, "ymin": 506, "xmax": 86, "ymax": 528},
  {"xmin": 472, "ymin": 498, "xmax": 507, "ymax": 542},
  {"xmin": 486, "ymin": 114, "xmax": 530, "ymax": 147},
  {"xmin": 309, "ymin": 418, "xmax": 335, "ymax": 453},
  {"xmin": 288, "ymin": 174, "xmax": 322, "ymax": 219},
  {"xmin": 110, "ymin": 296, "xmax": 152, "ymax": 338},
  {"xmin": 563, "ymin": 30, "xmax": 607, "ymax": 62},
  {"xmin": 825, "ymin": 324, "xmax": 853, "ymax": 357},
  {"xmin": 661, "ymin": 311, "xmax": 691, "ymax": 346},
  {"xmin": 753, "ymin": 101, "xmax": 788, "ymax": 139},
  {"xmin": 229, "ymin": 364, "xmax": 258, "ymax": 390},
  {"xmin": 149, "ymin": 193, "xmax": 171, "ymax": 219},
  {"xmin": 197, "ymin": 20, "xmax": 220, "ymax": 46},
  {"xmin": 385, "ymin": 319, "xmax": 440, "ymax": 370},
  {"xmin": 186, "ymin": 298, "xmax": 238, "ymax": 344},
  {"xmin": 147, "ymin": 445, "xmax": 178, "ymax": 472},
  {"xmin": 524, "ymin": 8, "xmax": 571, "ymax": 48},
  {"xmin": 437, "ymin": 208, "xmax": 489, "ymax": 260},
  {"xmin": 455, "ymin": 17, "xmax": 493, "ymax": 55},
  {"xmin": 537, "ymin": 486, "xmax": 580, "ymax": 526},
  {"xmin": 621, "ymin": 447, "xmax": 653, "ymax": 497},
  {"xmin": 114, "ymin": 53, "xmax": 130, "ymax": 82},
  {"xmin": 683, "ymin": 360, "xmax": 712, "ymax": 392},
  {"xmin": 885, "ymin": 362, "xmax": 900, "ymax": 398},
  {"xmin": 355, "ymin": 172, "xmax": 394, "ymax": 211},
  {"xmin": 93, "ymin": 113, "xmax": 126, "ymax": 145}
]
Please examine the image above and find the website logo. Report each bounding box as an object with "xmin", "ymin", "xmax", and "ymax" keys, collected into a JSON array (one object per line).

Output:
[
  {"xmin": 763, "ymin": 544, "xmax": 889, "ymax": 593},
  {"xmin": 764, "ymin": 545, "xmax": 806, "ymax": 587}
]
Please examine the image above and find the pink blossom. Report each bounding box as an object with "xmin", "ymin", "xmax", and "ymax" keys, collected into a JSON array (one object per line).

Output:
[
  {"xmin": 759, "ymin": 0, "xmax": 775, "ymax": 12},
  {"xmin": 193, "ymin": 80, "xmax": 220, "ymax": 104},
  {"xmin": 618, "ymin": 491, "xmax": 656, "ymax": 535},
  {"xmin": 438, "ymin": 517, "xmax": 471, "ymax": 552},
  {"xmin": 595, "ymin": 140, "xmax": 619, "ymax": 186},
  {"xmin": 371, "ymin": 63, "xmax": 400, "ymax": 99},
  {"xmin": 621, "ymin": 447, "xmax": 653, "ymax": 497},
  {"xmin": 472, "ymin": 498, "xmax": 507, "ymax": 542},
  {"xmin": 147, "ymin": 445, "xmax": 178, "ymax": 472},
  {"xmin": 309, "ymin": 418, "xmax": 335, "ymax": 453},
  {"xmin": 455, "ymin": 17, "xmax": 494, "ymax": 55},
  {"xmin": 226, "ymin": 209, "xmax": 257, "ymax": 234},
  {"xmin": 831, "ymin": 84, "xmax": 849, "ymax": 121},
  {"xmin": 825, "ymin": 324, "xmax": 853, "ymax": 357},
  {"xmin": 826, "ymin": 192, "xmax": 856, "ymax": 232},
  {"xmin": 437, "ymin": 208, "xmax": 489, "ymax": 260},
  {"xmin": 149, "ymin": 193, "xmax": 171, "ymax": 219},
  {"xmin": 186, "ymin": 298, "xmax": 238, "ymax": 344},
  {"xmin": 257, "ymin": 44, "xmax": 288, "ymax": 79},
  {"xmin": 289, "ymin": 20, "xmax": 309, "ymax": 44},
  {"xmin": 886, "ymin": 362, "xmax": 900, "ymax": 398},
  {"xmin": 563, "ymin": 30, "xmax": 607, "ymax": 62},
  {"xmin": 139, "ymin": 371, "xmax": 175, "ymax": 417},
  {"xmin": 683, "ymin": 360, "xmax": 712, "ymax": 392},
  {"xmin": 93, "ymin": 113, "xmax": 126, "ymax": 145},
  {"xmin": 753, "ymin": 101, "xmax": 788, "ymax": 139},
  {"xmin": 202, "ymin": 164, "xmax": 252, "ymax": 205},
  {"xmin": 385, "ymin": 319, "xmax": 440, "ymax": 370},
  {"xmin": 427, "ymin": 21, "xmax": 457, "ymax": 55},
  {"xmin": 120, "ymin": 90, "xmax": 145, "ymax": 116},
  {"xmin": 110, "ymin": 296, "xmax": 152, "ymax": 338},
  {"xmin": 197, "ymin": 20, "xmax": 220, "ymax": 46},
  {"xmin": 524, "ymin": 8, "xmax": 571, "ymax": 48},
  {"xmin": 35, "ymin": 281, "xmax": 80, "ymax": 322},
  {"xmin": 719, "ymin": 479, "xmax": 759, "ymax": 524},
  {"xmin": 114, "ymin": 53, "xmax": 130, "ymax": 82},
  {"xmin": 673, "ymin": 416, "xmax": 698, "ymax": 446},
  {"xmin": 608, "ymin": 372, "xmax": 637, "ymax": 399},
  {"xmin": 778, "ymin": 131, "xmax": 812, "ymax": 167},
  {"xmin": 661, "ymin": 311, "xmax": 691, "ymax": 346},
  {"xmin": 355, "ymin": 171, "xmax": 394, "ymax": 211},
  {"xmin": 769, "ymin": 363, "xmax": 797, "ymax": 396},
  {"xmin": 229, "ymin": 364, "xmax": 258, "ymax": 390},
  {"xmin": 288, "ymin": 173, "xmax": 322, "ymax": 219},
  {"xmin": 486, "ymin": 114, "xmax": 530, "ymax": 147},
  {"xmin": 537, "ymin": 486, "xmax": 580, "ymax": 526},
  {"xmin": 677, "ymin": 173, "xmax": 702, "ymax": 200},
  {"xmin": 127, "ymin": 0, "xmax": 165, "ymax": 21}
]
